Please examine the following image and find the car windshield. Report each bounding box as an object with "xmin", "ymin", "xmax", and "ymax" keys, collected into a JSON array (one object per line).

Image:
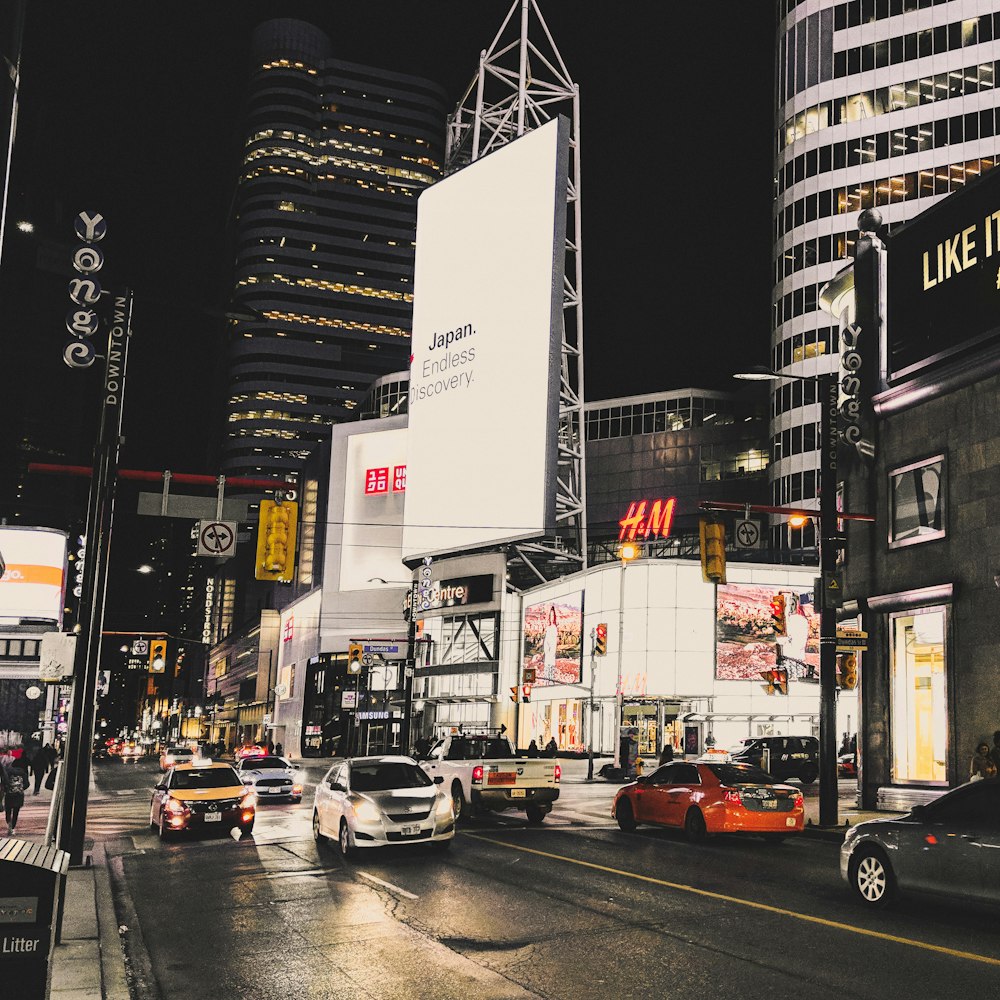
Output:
[
  {"xmin": 351, "ymin": 762, "xmax": 432, "ymax": 792},
  {"xmin": 707, "ymin": 763, "xmax": 776, "ymax": 785},
  {"xmin": 171, "ymin": 768, "xmax": 239, "ymax": 790},
  {"xmin": 241, "ymin": 757, "xmax": 286, "ymax": 770}
]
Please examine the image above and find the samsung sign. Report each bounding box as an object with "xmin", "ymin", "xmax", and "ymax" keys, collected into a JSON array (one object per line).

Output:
[{"xmin": 888, "ymin": 167, "xmax": 1000, "ymax": 381}]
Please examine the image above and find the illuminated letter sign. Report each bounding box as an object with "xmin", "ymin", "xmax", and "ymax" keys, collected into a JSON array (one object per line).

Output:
[{"xmin": 618, "ymin": 498, "xmax": 677, "ymax": 542}]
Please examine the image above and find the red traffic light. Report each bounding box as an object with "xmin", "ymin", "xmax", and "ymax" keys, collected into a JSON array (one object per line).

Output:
[{"xmin": 770, "ymin": 593, "xmax": 787, "ymax": 636}]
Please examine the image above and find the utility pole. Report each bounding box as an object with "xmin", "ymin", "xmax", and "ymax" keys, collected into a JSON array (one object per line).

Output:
[
  {"xmin": 587, "ymin": 633, "xmax": 595, "ymax": 780},
  {"xmin": 401, "ymin": 580, "xmax": 419, "ymax": 755}
]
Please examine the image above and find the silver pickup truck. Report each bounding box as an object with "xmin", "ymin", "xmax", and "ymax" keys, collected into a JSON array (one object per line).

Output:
[{"xmin": 418, "ymin": 733, "xmax": 560, "ymax": 824}]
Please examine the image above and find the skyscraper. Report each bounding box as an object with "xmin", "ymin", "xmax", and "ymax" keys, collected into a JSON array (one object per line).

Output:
[
  {"xmin": 772, "ymin": 0, "xmax": 1000, "ymax": 550},
  {"xmin": 221, "ymin": 19, "xmax": 448, "ymax": 484}
]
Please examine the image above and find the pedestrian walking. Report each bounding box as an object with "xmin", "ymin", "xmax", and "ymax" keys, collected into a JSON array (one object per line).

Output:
[
  {"xmin": 544, "ymin": 737, "xmax": 558, "ymax": 758},
  {"xmin": 970, "ymin": 741, "xmax": 997, "ymax": 781},
  {"xmin": 274, "ymin": 742, "xmax": 284, "ymax": 758},
  {"xmin": 267, "ymin": 740, "xmax": 275, "ymax": 755},
  {"xmin": 29, "ymin": 745, "xmax": 49, "ymax": 795},
  {"xmin": 2, "ymin": 755, "xmax": 29, "ymax": 835},
  {"xmin": 526, "ymin": 740, "xmax": 539, "ymax": 758}
]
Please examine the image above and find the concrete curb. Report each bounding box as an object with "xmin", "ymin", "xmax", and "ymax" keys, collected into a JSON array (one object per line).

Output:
[{"xmin": 91, "ymin": 845, "xmax": 130, "ymax": 1000}]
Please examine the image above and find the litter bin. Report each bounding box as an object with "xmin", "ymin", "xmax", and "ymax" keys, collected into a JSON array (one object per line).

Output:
[{"xmin": 0, "ymin": 838, "xmax": 70, "ymax": 999}]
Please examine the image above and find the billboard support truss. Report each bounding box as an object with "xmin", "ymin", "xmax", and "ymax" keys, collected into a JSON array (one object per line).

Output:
[{"xmin": 447, "ymin": 0, "xmax": 587, "ymax": 588}]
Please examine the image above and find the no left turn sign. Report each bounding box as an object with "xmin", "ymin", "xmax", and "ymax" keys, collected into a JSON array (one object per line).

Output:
[{"xmin": 197, "ymin": 520, "xmax": 237, "ymax": 557}]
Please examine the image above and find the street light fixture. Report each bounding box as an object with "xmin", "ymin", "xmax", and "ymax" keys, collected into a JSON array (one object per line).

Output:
[
  {"xmin": 613, "ymin": 541, "xmax": 641, "ymax": 772},
  {"xmin": 733, "ymin": 363, "xmax": 841, "ymax": 828},
  {"xmin": 137, "ymin": 564, "xmax": 154, "ymax": 574}
]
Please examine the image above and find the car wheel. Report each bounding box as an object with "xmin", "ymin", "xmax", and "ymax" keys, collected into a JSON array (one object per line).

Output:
[
  {"xmin": 800, "ymin": 768, "xmax": 818, "ymax": 784},
  {"xmin": 525, "ymin": 804, "xmax": 546, "ymax": 825},
  {"xmin": 157, "ymin": 810, "xmax": 171, "ymax": 841},
  {"xmin": 338, "ymin": 819, "xmax": 353, "ymax": 861},
  {"xmin": 312, "ymin": 810, "xmax": 326, "ymax": 844},
  {"xmin": 452, "ymin": 782, "xmax": 467, "ymax": 822},
  {"xmin": 615, "ymin": 798, "xmax": 637, "ymax": 832},
  {"xmin": 684, "ymin": 807, "xmax": 707, "ymax": 843},
  {"xmin": 850, "ymin": 846, "xmax": 896, "ymax": 908}
]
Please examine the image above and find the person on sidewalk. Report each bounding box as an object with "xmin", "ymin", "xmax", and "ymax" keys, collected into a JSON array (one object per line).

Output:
[
  {"xmin": 1, "ymin": 755, "xmax": 29, "ymax": 835},
  {"xmin": 989, "ymin": 731, "xmax": 1000, "ymax": 775},
  {"xmin": 29, "ymin": 744, "xmax": 50, "ymax": 795},
  {"xmin": 658, "ymin": 743, "xmax": 674, "ymax": 766},
  {"xmin": 970, "ymin": 741, "xmax": 997, "ymax": 781}
]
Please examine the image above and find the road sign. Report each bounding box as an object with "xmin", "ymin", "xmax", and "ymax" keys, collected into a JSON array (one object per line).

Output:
[
  {"xmin": 836, "ymin": 628, "xmax": 869, "ymax": 652},
  {"xmin": 361, "ymin": 652, "xmax": 375, "ymax": 667},
  {"xmin": 523, "ymin": 667, "xmax": 536, "ymax": 683},
  {"xmin": 197, "ymin": 520, "xmax": 237, "ymax": 557},
  {"xmin": 734, "ymin": 519, "xmax": 760, "ymax": 548},
  {"xmin": 823, "ymin": 571, "xmax": 844, "ymax": 608},
  {"xmin": 131, "ymin": 638, "xmax": 148, "ymax": 656},
  {"xmin": 262, "ymin": 714, "xmax": 271, "ymax": 727}
]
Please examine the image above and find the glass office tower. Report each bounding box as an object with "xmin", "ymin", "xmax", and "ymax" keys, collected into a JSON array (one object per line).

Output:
[
  {"xmin": 772, "ymin": 0, "xmax": 1000, "ymax": 549},
  {"xmin": 221, "ymin": 19, "xmax": 448, "ymax": 483}
]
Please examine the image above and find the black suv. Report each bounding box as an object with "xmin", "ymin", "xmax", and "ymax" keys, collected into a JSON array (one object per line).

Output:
[{"xmin": 730, "ymin": 736, "xmax": 819, "ymax": 784}]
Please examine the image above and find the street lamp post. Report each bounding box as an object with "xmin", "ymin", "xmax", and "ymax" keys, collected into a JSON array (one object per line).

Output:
[
  {"xmin": 735, "ymin": 365, "xmax": 840, "ymax": 827},
  {"xmin": 612, "ymin": 541, "xmax": 640, "ymax": 772}
]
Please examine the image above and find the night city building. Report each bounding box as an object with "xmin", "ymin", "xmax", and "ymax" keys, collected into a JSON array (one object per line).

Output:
[
  {"xmin": 772, "ymin": 0, "xmax": 1000, "ymax": 551},
  {"xmin": 220, "ymin": 18, "xmax": 448, "ymax": 485}
]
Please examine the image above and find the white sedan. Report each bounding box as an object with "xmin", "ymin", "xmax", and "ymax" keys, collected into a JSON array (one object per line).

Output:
[
  {"xmin": 235, "ymin": 756, "xmax": 303, "ymax": 802},
  {"xmin": 312, "ymin": 755, "xmax": 455, "ymax": 858}
]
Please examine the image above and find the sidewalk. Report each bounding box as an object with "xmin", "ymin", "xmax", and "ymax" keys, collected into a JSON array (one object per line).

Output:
[{"xmin": 6, "ymin": 783, "xmax": 130, "ymax": 1000}]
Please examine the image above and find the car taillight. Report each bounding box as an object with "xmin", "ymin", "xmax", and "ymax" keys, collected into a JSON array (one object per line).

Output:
[
  {"xmin": 554, "ymin": 764, "xmax": 561, "ymax": 782},
  {"xmin": 723, "ymin": 788, "xmax": 742, "ymax": 805},
  {"xmin": 793, "ymin": 793, "xmax": 804, "ymax": 808},
  {"xmin": 472, "ymin": 765, "xmax": 484, "ymax": 784}
]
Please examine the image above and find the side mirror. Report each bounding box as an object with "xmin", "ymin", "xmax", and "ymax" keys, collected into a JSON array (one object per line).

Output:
[
  {"xmin": 242, "ymin": 778, "xmax": 253, "ymax": 785},
  {"xmin": 433, "ymin": 775, "xmax": 444, "ymax": 784},
  {"xmin": 154, "ymin": 783, "xmax": 167, "ymax": 791}
]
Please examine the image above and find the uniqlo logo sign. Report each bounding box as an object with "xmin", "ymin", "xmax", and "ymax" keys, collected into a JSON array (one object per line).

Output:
[{"xmin": 365, "ymin": 465, "xmax": 406, "ymax": 494}]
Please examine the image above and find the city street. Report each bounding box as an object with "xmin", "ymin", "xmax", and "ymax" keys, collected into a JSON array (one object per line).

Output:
[{"xmin": 67, "ymin": 757, "xmax": 1000, "ymax": 999}]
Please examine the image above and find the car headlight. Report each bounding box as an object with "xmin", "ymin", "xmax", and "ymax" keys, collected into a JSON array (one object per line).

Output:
[
  {"xmin": 436, "ymin": 794, "xmax": 453, "ymax": 819},
  {"xmin": 352, "ymin": 797, "xmax": 382, "ymax": 824}
]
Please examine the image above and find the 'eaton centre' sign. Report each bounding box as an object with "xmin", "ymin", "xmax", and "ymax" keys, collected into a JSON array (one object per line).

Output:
[{"xmin": 888, "ymin": 167, "xmax": 1000, "ymax": 380}]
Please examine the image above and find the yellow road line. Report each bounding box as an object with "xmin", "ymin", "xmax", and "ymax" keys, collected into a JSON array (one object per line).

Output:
[{"xmin": 463, "ymin": 832, "xmax": 1000, "ymax": 968}]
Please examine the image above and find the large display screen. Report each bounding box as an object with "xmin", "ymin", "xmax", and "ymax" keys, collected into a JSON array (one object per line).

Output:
[
  {"xmin": 0, "ymin": 527, "xmax": 68, "ymax": 626},
  {"xmin": 340, "ymin": 428, "xmax": 408, "ymax": 591},
  {"xmin": 402, "ymin": 117, "xmax": 569, "ymax": 560},
  {"xmin": 715, "ymin": 583, "xmax": 819, "ymax": 682},
  {"xmin": 522, "ymin": 591, "xmax": 583, "ymax": 686},
  {"xmin": 887, "ymin": 165, "xmax": 1000, "ymax": 380}
]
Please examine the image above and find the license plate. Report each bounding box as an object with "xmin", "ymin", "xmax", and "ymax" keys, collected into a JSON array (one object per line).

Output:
[
  {"xmin": 204, "ymin": 813, "xmax": 222, "ymax": 823},
  {"xmin": 267, "ymin": 787, "xmax": 284, "ymax": 793},
  {"xmin": 763, "ymin": 799, "xmax": 777, "ymax": 810},
  {"xmin": 510, "ymin": 788, "xmax": 526, "ymax": 798},
  {"xmin": 487, "ymin": 772, "xmax": 516, "ymax": 785},
  {"xmin": 402, "ymin": 824, "xmax": 421, "ymax": 836}
]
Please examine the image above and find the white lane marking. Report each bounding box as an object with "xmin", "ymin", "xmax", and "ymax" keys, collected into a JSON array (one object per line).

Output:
[
  {"xmin": 356, "ymin": 870, "xmax": 419, "ymax": 899},
  {"xmin": 264, "ymin": 867, "xmax": 338, "ymax": 879}
]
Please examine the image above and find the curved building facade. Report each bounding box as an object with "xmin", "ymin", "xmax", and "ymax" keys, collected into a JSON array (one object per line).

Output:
[
  {"xmin": 772, "ymin": 0, "xmax": 1000, "ymax": 549},
  {"xmin": 222, "ymin": 19, "xmax": 448, "ymax": 483}
]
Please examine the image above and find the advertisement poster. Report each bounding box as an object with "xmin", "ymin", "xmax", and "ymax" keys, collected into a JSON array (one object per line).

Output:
[
  {"xmin": 716, "ymin": 583, "xmax": 819, "ymax": 681},
  {"xmin": 522, "ymin": 592, "xmax": 583, "ymax": 685}
]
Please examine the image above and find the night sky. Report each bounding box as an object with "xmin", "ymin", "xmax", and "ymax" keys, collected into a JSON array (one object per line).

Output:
[{"xmin": 6, "ymin": 1, "xmax": 775, "ymax": 478}]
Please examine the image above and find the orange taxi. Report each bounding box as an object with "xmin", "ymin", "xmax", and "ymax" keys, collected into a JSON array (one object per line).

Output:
[
  {"xmin": 613, "ymin": 757, "xmax": 804, "ymax": 842},
  {"xmin": 149, "ymin": 760, "xmax": 256, "ymax": 840}
]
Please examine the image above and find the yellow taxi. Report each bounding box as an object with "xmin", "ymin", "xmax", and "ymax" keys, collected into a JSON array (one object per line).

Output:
[{"xmin": 149, "ymin": 760, "xmax": 256, "ymax": 840}]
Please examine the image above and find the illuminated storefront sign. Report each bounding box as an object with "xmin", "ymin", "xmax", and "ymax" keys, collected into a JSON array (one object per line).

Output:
[
  {"xmin": 618, "ymin": 498, "xmax": 677, "ymax": 542},
  {"xmin": 364, "ymin": 465, "xmax": 406, "ymax": 494},
  {"xmin": 404, "ymin": 574, "xmax": 493, "ymax": 614}
]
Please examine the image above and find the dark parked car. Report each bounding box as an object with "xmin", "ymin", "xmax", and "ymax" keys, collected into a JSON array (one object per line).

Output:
[
  {"xmin": 841, "ymin": 778, "xmax": 1000, "ymax": 908},
  {"xmin": 729, "ymin": 736, "xmax": 819, "ymax": 784}
]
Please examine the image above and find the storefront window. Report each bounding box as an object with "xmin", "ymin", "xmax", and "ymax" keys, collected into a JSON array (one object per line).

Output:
[
  {"xmin": 890, "ymin": 607, "xmax": 948, "ymax": 784},
  {"xmin": 890, "ymin": 455, "xmax": 945, "ymax": 547}
]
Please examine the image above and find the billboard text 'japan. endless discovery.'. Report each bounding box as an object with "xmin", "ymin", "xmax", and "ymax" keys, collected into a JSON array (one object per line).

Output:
[{"xmin": 402, "ymin": 117, "xmax": 569, "ymax": 560}]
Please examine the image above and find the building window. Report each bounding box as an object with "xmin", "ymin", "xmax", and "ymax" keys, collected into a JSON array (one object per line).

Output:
[
  {"xmin": 889, "ymin": 455, "xmax": 945, "ymax": 548},
  {"xmin": 890, "ymin": 607, "xmax": 948, "ymax": 785}
]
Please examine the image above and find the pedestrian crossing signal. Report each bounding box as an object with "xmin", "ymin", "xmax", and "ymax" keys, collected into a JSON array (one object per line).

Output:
[
  {"xmin": 521, "ymin": 684, "xmax": 532, "ymax": 703},
  {"xmin": 595, "ymin": 623, "xmax": 607, "ymax": 656}
]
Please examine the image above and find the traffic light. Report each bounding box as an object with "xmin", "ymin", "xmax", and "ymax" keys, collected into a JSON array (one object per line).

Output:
[
  {"xmin": 760, "ymin": 669, "xmax": 776, "ymax": 696},
  {"xmin": 510, "ymin": 686, "xmax": 519, "ymax": 703},
  {"xmin": 255, "ymin": 499, "xmax": 299, "ymax": 582},
  {"xmin": 595, "ymin": 623, "xmax": 607, "ymax": 656},
  {"xmin": 699, "ymin": 519, "xmax": 726, "ymax": 584},
  {"xmin": 348, "ymin": 643, "xmax": 364, "ymax": 674},
  {"xmin": 770, "ymin": 593, "xmax": 787, "ymax": 636},
  {"xmin": 521, "ymin": 684, "xmax": 532, "ymax": 703},
  {"xmin": 149, "ymin": 638, "xmax": 167, "ymax": 673},
  {"xmin": 838, "ymin": 653, "xmax": 858, "ymax": 690}
]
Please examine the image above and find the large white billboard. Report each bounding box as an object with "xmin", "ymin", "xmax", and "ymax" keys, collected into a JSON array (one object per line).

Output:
[
  {"xmin": 0, "ymin": 527, "xmax": 68, "ymax": 626},
  {"xmin": 340, "ymin": 427, "xmax": 409, "ymax": 591},
  {"xmin": 402, "ymin": 116, "xmax": 569, "ymax": 560}
]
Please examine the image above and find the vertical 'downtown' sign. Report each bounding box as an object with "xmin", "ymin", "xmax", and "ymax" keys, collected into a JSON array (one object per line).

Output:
[{"xmin": 64, "ymin": 211, "xmax": 107, "ymax": 368}]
